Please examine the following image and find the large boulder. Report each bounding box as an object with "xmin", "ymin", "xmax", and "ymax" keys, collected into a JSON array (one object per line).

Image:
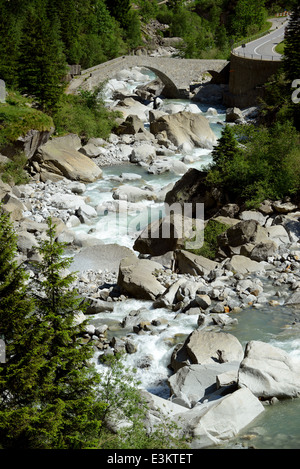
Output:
[
  {"xmin": 224, "ymin": 254, "xmax": 265, "ymax": 275},
  {"xmin": 70, "ymin": 244, "xmax": 135, "ymax": 272},
  {"xmin": 225, "ymin": 107, "xmax": 244, "ymax": 123},
  {"xmin": 249, "ymin": 241, "xmax": 278, "ymax": 262},
  {"xmin": 117, "ymin": 255, "xmax": 165, "ymax": 300},
  {"xmin": 184, "ymin": 387, "xmax": 265, "ymax": 448},
  {"xmin": 150, "ymin": 111, "xmax": 217, "ymax": 150},
  {"xmin": 238, "ymin": 340, "xmax": 300, "ymax": 399},
  {"xmin": 32, "ymin": 134, "xmax": 103, "ymax": 182},
  {"xmin": 130, "ymin": 143, "xmax": 156, "ymax": 164},
  {"xmin": 116, "ymin": 115, "xmax": 145, "ymax": 135},
  {"xmin": 171, "ymin": 330, "xmax": 244, "ymax": 371},
  {"xmin": 175, "ymin": 249, "xmax": 220, "ymax": 276},
  {"xmin": 133, "ymin": 214, "xmax": 195, "ymax": 256},
  {"xmin": 168, "ymin": 362, "xmax": 240, "ymax": 406},
  {"xmin": 1, "ymin": 193, "xmax": 27, "ymax": 221},
  {"xmin": 267, "ymin": 225, "xmax": 290, "ymax": 245},
  {"xmin": 165, "ymin": 168, "xmax": 224, "ymax": 219},
  {"xmin": 1, "ymin": 128, "xmax": 53, "ymax": 159},
  {"xmin": 143, "ymin": 387, "xmax": 264, "ymax": 449},
  {"xmin": 113, "ymin": 97, "xmax": 150, "ymax": 122},
  {"xmin": 184, "ymin": 330, "xmax": 244, "ymax": 365},
  {"xmin": 218, "ymin": 219, "xmax": 269, "ymax": 250}
]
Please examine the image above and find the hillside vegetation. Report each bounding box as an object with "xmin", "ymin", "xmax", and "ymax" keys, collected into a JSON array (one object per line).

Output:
[{"xmin": 0, "ymin": 0, "xmax": 295, "ymax": 110}]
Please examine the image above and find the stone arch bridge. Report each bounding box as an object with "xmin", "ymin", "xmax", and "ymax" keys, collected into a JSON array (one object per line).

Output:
[{"xmin": 67, "ymin": 55, "xmax": 229, "ymax": 99}]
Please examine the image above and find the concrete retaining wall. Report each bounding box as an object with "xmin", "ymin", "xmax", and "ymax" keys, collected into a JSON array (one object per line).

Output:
[{"xmin": 223, "ymin": 53, "xmax": 282, "ymax": 108}]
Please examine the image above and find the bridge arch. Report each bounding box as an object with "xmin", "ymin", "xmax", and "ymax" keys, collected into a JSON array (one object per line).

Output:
[{"xmin": 135, "ymin": 65, "xmax": 180, "ymax": 99}]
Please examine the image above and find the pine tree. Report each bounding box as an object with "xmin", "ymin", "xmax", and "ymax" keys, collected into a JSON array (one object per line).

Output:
[
  {"xmin": 283, "ymin": 5, "xmax": 300, "ymax": 83},
  {"xmin": 28, "ymin": 218, "xmax": 104, "ymax": 448},
  {"xmin": 0, "ymin": 217, "xmax": 105, "ymax": 448},
  {"xmin": 211, "ymin": 124, "xmax": 240, "ymax": 169},
  {"xmin": 0, "ymin": 2, "xmax": 22, "ymax": 87},
  {"xmin": 282, "ymin": 4, "xmax": 300, "ymax": 130},
  {"xmin": 18, "ymin": 5, "xmax": 67, "ymax": 111},
  {"xmin": 0, "ymin": 207, "xmax": 46, "ymax": 448}
]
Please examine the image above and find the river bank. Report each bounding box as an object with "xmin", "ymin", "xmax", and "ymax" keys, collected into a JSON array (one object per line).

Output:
[{"xmin": 1, "ymin": 67, "xmax": 300, "ymax": 449}]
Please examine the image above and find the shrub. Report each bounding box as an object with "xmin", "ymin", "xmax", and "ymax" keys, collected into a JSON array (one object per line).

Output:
[
  {"xmin": 185, "ymin": 219, "xmax": 230, "ymax": 260},
  {"xmin": 0, "ymin": 151, "xmax": 29, "ymax": 186},
  {"xmin": 53, "ymin": 87, "xmax": 120, "ymax": 143},
  {"xmin": 0, "ymin": 91, "xmax": 53, "ymax": 148}
]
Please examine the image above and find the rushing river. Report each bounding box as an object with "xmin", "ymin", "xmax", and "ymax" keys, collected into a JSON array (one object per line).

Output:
[{"xmin": 73, "ymin": 68, "xmax": 300, "ymax": 449}]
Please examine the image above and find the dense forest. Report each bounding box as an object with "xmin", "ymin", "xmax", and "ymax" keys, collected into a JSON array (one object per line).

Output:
[{"xmin": 0, "ymin": 0, "xmax": 296, "ymax": 109}]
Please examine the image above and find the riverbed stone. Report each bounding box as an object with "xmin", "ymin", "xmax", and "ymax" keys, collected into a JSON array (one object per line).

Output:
[
  {"xmin": 133, "ymin": 214, "xmax": 195, "ymax": 256},
  {"xmin": 249, "ymin": 241, "xmax": 278, "ymax": 262},
  {"xmin": 218, "ymin": 219, "xmax": 269, "ymax": 251},
  {"xmin": 168, "ymin": 362, "xmax": 240, "ymax": 406},
  {"xmin": 142, "ymin": 387, "xmax": 264, "ymax": 449},
  {"xmin": 285, "ymin": 289, "xmax": 300, "ymax": 305},
  {"xmin": 224, "ymin": 255, "xmax": 265, "ymax": 275},
  {"xmin": 272, "ymin": 200, "xmax": 298, "ymax": 214},
  {"xmin": 33, "ymin": 134, "xmax": 103, "ymax": 182},
  {"xmin": 70, "ymin": 244, "xmax": 135, "ymax": 272},
  {"xmin": 112, "ymin": 184, "xmax": 157, "ymax": 203},
  {"xmin": 130, "ymin": 143, "xmax": 156, "ymax": 164},
  {"xmin": 238, "ymin": 340, "xmax": 300, "ymax": 399},
  {"xmin": 239, "ymin": 210, "xmax": 267, "ymax": 226},
  {"xmin": 267, "ymin": 225, "xmax": 290, "ymax": 245},
  {"xmin": 184, "ymin": 387, "xmax": 265, "ymax": 448},
  {"xmin": 172, "ymin": 330, "xmax": 244, "ymax": 371},
  {"xmin": 117, "ymin": 255, "xmax": 165, "ymax": 300},
  {"xmin": 175, "ymin": 250, "xmax": 219, "ymax": 276},
  {"xmin": 150, "ymin": 111, "xmax": 217, "ymax": 150}
]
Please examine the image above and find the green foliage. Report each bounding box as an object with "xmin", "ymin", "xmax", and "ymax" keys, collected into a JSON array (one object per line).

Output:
[
  {"xmin": 0, "ymin": 151, "xmax": 29, "ymax": 186},
  {"xmin": 96, "ymin": 356, "xmax": 189, "ymax": 449},
  {"xmin": 52, "ymin": 87, "xmax": 120, "ymax": 143},
  {"xmin": 207, "ymin": 122, "xmax": 300, "ymax": 208},
  {"xmin": 228, "ymin": 0, "xmax": 267, "ymax": 38},
  {"xmin": 0, "ymin": 91, "xmax": 54, "ymax": 148},
  {"xmin": 106, "ymin": 0, "xmax": 131, "ymax": 29},
  {"xmin": 0, "ymin": 217, "xmax": 105, "ymax": 449},
  {"xmin": 211, "ymin": 124, "xmax": 241, "ymax": 168},
  {"xmin": 283, "ymin": 3, "xmax": 300, "ymax": 83},
  {"xmin": 0, "ymin": 207, "xmax": 44, "ymax": 448},
  {"xmin": 185, "ymin": 219, "xmax": 230, "ymax": 260},
  {"xmin": 137, "ymin": 0, "xmax": 159, "ymax": 22},
  {"xmin": 17, "ymin": 5, "xmax": 67, "ymax": 111},
  {"xmin": 282, "ymin": 4, "xmax": 300, "ymax": 130}
]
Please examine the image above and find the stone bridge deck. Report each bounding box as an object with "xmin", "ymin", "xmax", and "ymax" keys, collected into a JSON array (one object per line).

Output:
[{"xmin": 67, "ymin": 55, "xmax": 229, "ymax": 99}]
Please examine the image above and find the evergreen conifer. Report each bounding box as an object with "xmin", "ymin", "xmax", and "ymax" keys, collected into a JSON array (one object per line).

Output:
[
  {"xmin": 0, "ymin": 217, "xmax": 105, "ymax": 448},
  {"xmin": 18, "ymin": 5, "xmax": 67, "ymax": 110},
  {"xmin": 0, "ymin": 207, "xmax": 44, "ymax": 448},
  {"xmin": 211, "ymin": 124, "xmax": 240, "ymax": 169},
  {"xmin": 283, "ymin": 4, "xmax": 300, "ymax": 83}
]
